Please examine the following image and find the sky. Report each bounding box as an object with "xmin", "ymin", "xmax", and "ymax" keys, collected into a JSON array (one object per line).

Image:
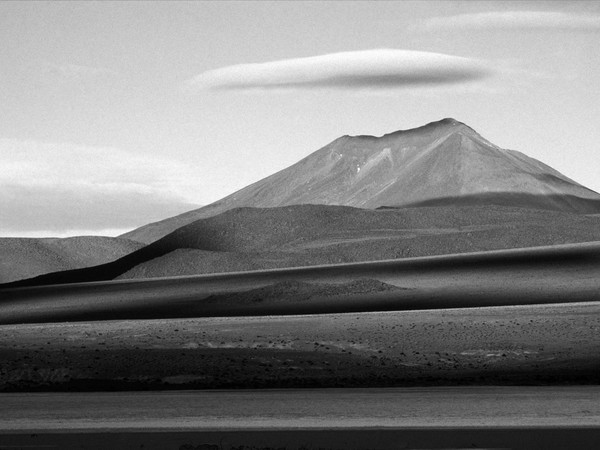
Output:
[{"xmin": 1, "ymin": 1, "xmax": 599, "ymax": 237}]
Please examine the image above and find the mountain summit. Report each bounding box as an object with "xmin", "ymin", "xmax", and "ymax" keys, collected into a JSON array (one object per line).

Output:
[{"xmin": 122, "ymin": 118, "xmax": 600, "ymax": 243}]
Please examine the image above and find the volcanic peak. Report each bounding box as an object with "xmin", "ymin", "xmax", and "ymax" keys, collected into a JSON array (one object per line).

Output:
[
  {"xmin": 120, "ymin": 118, "xmax": 600, "ymax": 244},
  {"xmin": 344, "ymin": 117, "xmax": 472, "ymax": 140}
]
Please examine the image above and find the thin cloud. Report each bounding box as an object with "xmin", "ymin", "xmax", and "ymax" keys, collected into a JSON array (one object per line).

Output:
[
  {"xmin": 0, "ymin": 184, "xmax": 197, "ymax": 235},
  {"xmin": 184, "ymin": 49, "xmax": 492, "ymax": 92},
  {"xmin": 416, "ymin": 11, "xmax": 600, "ymax": 32},
  {"xmin": 0, "ymin": 139, "xmax": 200, "ymax": 236}
]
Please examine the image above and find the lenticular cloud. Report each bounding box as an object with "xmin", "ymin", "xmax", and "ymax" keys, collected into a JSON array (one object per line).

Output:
[{"xmin": 185, "ymin": 49, "xmax": 492, "ymax": 92}]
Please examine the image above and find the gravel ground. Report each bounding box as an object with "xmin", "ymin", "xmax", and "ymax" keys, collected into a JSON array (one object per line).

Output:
[{"xmin": 0, "ymin": 301, "xmax": 598, "ymax": 391}]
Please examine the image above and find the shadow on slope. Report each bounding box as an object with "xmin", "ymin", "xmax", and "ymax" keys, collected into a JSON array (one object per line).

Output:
[
  {"xmin": 383, "ymin": 192, "xmax": 600, "ymax": 214},
  {"xmin": 0, "ymin": 236, "xmax": 144, "ymax": 283},
  {"xmin": 0, "ymin": 242, "xmax": 599, "ymax": 324},
  {"xmin": 5, "ymin": 203, "xmax": 600, "ymax": 288}
]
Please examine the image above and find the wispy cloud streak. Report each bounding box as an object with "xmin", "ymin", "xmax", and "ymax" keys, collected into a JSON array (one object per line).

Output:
[
  {"xmin": 184, "ymin": 49, "xmax": 492, "ymax": 92},
  {"xmin": 416, "ymin": 11, "xmax": 600, "ymax": 32}
]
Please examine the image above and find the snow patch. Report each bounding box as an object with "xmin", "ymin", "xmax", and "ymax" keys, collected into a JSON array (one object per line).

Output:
[{"xmin": 355, "ymin": 147, "xmax": 394, "ymax": 180}]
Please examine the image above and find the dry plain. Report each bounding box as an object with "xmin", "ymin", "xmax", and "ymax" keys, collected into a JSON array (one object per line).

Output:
[{"xmin": 0, "ymin": 301, "xmax": 598, "ymax": 391}]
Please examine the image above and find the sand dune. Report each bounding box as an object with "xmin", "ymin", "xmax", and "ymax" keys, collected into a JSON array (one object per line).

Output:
[
  {"xmin": 121, "ymin": 118, "xmax": 600, "ymax": 243},
  {"xmin": 0, "ymin": 236, "xmax": 143, "ymax": 283},
  {"xmin": 1, "ymin": 241, "xmax": 598, "ymax": 324}
]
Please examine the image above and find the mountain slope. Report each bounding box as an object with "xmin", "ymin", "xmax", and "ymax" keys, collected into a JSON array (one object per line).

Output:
[
  {"xmin": 121, "ymin": 118, "xmax": 600, "ymax": 243},
  {"xmin": 0, "ymin": 236, "xmax": 144, "ymax": 283},
  {"xmin": 8, "ymin": 204, "xmax": 600, "ymax": 286}
]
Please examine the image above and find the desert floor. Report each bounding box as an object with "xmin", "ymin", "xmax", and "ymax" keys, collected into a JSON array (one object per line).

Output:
[{"xmin": 1, "ymin": 301, "xmax": 598, "ymax": 390}]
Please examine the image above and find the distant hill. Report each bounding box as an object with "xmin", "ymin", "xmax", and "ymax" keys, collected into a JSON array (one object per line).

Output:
[
  {"xmin": 121, "ymin": 118, "xmax": 600, "ymax": 244},
  {"xmin": 8, "ymin": 204, "xmax": 600, "ymax": 286},
  {"xmin": 0, "ymin": 236, "xmax": 144, "ymax": 283}
]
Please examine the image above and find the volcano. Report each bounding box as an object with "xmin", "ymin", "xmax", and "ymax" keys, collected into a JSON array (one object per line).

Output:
[{"xmin": 122, "ymin": 118, "xmax": 600, "ymax": 244}]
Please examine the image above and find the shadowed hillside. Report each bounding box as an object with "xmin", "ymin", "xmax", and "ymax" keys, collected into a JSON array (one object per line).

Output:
[
  {"xmin": 6, "ymin": 203, "xmax": 600, "ymax": 287},
  {"xmin": 1, "ymin": 241, "xmax": 599, "ymax": 324},
  {"xmin": 121, "ymin": 118, "xmax": 600, "ymax": 244},
  {"xmin": 0, "ymin": 236, "xmax": 144, "ymax": 283},
  {"xmin": 385, "ymin": 192, "xmax": 600, "ymax": 213}
]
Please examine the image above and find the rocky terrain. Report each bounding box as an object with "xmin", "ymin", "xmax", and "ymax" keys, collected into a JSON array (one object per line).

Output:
[{"xmin": 0, "ymin": 301, "xmax": 597, "ymax": 391}]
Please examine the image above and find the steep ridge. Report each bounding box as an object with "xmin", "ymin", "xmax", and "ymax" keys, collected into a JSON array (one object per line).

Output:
[
  {"xmin": 0, "ymin": 236, "xmax": 144, "ymax": 283},
  {"xmin": 121, "ymin": 118, "xmax": 600, "ymax": 244},
  {"xmin": 7, "ymin": 204, "xmax": 600, "ymax": 286}
]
